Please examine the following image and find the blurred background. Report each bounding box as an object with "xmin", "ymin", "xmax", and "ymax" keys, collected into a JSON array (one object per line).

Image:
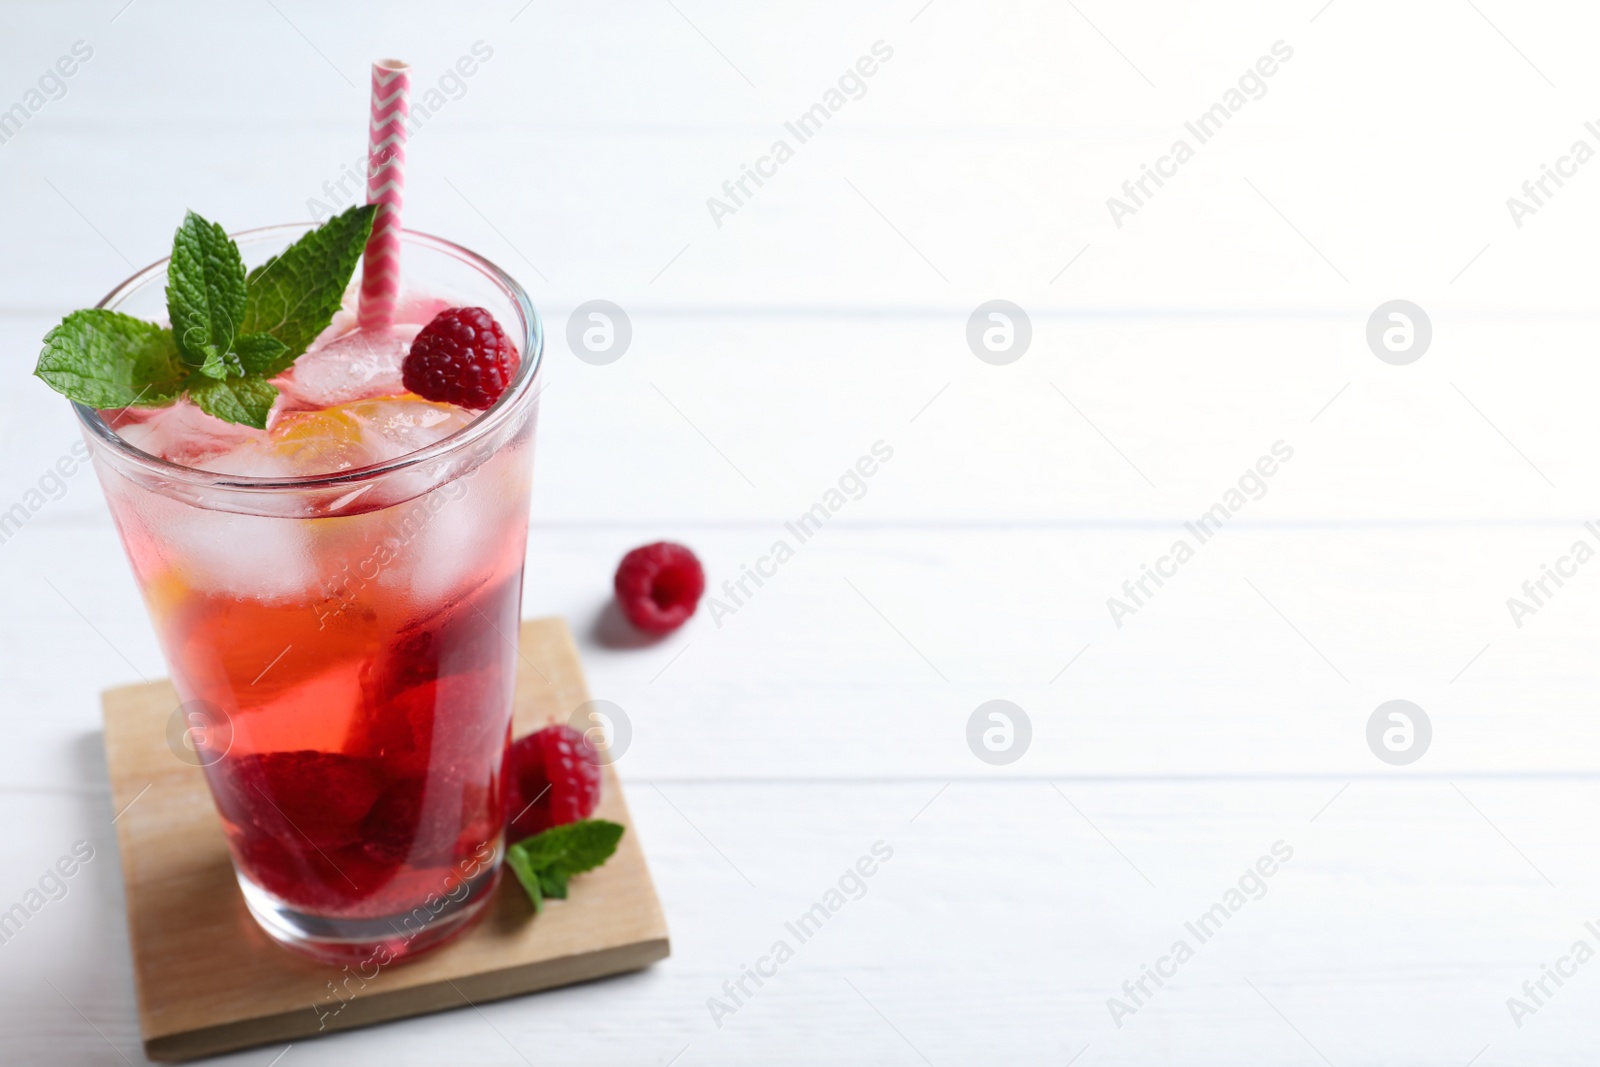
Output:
[{"xmin": 4, "ymin": 1, "xmax": 1600, "ymax": 1063}]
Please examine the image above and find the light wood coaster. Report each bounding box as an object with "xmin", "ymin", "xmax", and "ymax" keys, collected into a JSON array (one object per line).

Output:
[{"xmin": 101, "ymin": 617, "xmax": 669, "ymax": 1062}]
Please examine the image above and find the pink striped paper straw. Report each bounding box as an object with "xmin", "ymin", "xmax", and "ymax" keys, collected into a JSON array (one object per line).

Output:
[{"xmin": 357, "ymin": 59, "xmax": 411, "ymax": 330}]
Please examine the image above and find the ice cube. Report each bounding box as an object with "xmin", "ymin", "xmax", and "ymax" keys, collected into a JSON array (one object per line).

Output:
[
  {"xmin": 108, "ymin": 410, "xmax": 159, "ymax": 453},
  {"xmin": 112, "ymin": 400, "xmax": 262, "ymax": 468},
  {"xmin": 394, "ymin": 295, "xmax": 453, "ymax": 328},
  {"xmin": 388, "ymin": 486, "xmax": 491, "ymax": 603},
  {"xmin": 200, "ymin": 409, "xmax": 364, "ymax": 479},
  {"xmin": 199, "ymin": 446, "xmax": 300, "ymax": 480},
  {"xmin": 275, "ymin": 324, "xmax": 421, "ymax": 409},
  {"xmin": 323, "ymin": 302, "xmax": 359, "ymax": 339},
  {"xmin": 340, "ymin": 397, "xmax": 474, "ymax": 465},
  {"xmin": 398, "ymin": 447, "xmax": 532, "ymax": 603},
  {"xmin": 193, "ymin": 397, "xmax": 474, "ymax": 480},
  {"xmin": 160, "ymin": 503, "xmax": 321, "ymax": 600}
]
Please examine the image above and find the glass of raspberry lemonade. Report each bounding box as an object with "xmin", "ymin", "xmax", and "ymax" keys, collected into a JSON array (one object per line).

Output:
[{"xmin": 72, "ymin": 224, "xmax": 542, "ymax": 962}]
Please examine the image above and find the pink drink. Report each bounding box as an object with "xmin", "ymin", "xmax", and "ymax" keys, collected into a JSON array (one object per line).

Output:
[{"xmin": 79, "ymin": 228, "xmax": 541, "ymax": 962}]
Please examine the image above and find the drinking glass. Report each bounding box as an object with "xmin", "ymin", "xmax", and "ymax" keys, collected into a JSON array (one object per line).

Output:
[{"xmin": 77, "ymin": 226, "xmax": 542, "ymax": 963}]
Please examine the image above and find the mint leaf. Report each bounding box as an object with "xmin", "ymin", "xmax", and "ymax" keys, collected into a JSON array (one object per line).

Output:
[
  {"xmin": 35, "ymin": 207, "xmax": 376, "ymax": 429},
  {"xmin": 243, "ymin": 203, "xmax": 377, "ymax": 360},
  {"xmin": 505, "ymin": 846, "xmax": 546, "ymax": 912},
  {"xmin": 538, "ymin": 868, "xmax": 569, "ymax": 900},
  {"xmin": 35, "ymin": 310, "xmax": 188, "ymax": 408},
  {"xmin": 234, "ymin": 333, "xmax": 292, "ymax": 377},
  {"xmin": 514, "ymin": 820, "xmax": 625, "ymax": 875},
  {"xmin": 197, "ymin": 348, "xmax": 243, "ymax": 381},
  {"xmin": 506, "ymin": 819, "xmax": 625, "ymax": 913},
  {"xmin": 167, "ymin": 211, "xmax": 246, "ymax": 368},
  {"xmin": 188, "ymin": 375, "xmax": 278, "ymax": 430}
]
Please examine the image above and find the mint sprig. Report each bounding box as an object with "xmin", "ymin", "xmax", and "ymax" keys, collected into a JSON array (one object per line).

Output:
[
  {"xmin": 167, "ymin": 210, "xmax": 249, "ymax": 377},
  {"xmin": 34, "ymin": 204, "xmax": 377, "ymax": 429},
  {"xmin": 243, "ymin": 203, "xmax": 377, "ymax": 366},
  {"xmin": 189, "ymin": 375, "xmax": 281, "ymax": 428},
  {"xmin": 505, "ymin": 819, "xmax": 625, "ymax": 913},
  {"xmin": 37, "ymin": 310, "xmax": 189, "ymax": 409}
]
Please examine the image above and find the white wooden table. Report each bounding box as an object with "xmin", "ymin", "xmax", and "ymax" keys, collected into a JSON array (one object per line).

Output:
[{"xmin": 4, "ymin": 1, "xmax": 1599, "ymax": 1063}]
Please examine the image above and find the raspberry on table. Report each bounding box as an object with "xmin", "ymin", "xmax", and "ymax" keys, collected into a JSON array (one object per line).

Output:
[
  {"xmin": 401, "ymin": 306, "xmax": 519, "ymax": 410},
  {"xmin": 505, "ymin": 725, "xmax": 602, "ymax": 840},
  {"xmin": 614, "ymin": 542, "xmax": 704, "ymax": 634}
]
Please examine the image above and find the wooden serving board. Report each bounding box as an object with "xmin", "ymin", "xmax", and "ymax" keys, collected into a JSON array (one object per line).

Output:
[{"xmin": 102, "ymin": 617, "xmax": 669, "ymax": 1062}]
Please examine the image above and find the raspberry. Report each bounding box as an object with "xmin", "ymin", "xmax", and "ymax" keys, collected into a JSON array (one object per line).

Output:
[
  {"xmin": 233, "ymin": 834, "xmax": 395, "ymax": 907},
  {"xmin": 401, "ymin": 306, "xmax": 519, "ymax": 410},
  {"xmin": 354, "ymin": 671, "xmax": 508, "ymax": 779},
  {"xmin": 505, "ymin": 725, "xmax": 601, "ymax": 840},
  {"xmin": 371, "ymin": 587, "xmax": 507, "ymax": 694},
  {"xmin": 361, "ymin": 776, "xmax": 488, "ymax": 867},
  {"xmin": 614, "ymin": 542, "xmax": 704, "ymax": 633},
  {"xmin": 216, "ymin": 751, "xmax": 385, "ymax": 850}
]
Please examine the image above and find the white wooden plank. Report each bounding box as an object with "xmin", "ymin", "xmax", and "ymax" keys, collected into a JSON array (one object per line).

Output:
[
  {"xmin": 8, "ymin": 118, "xmax": 1600, "ymax": 314},
  {"xmin": 3, "ymin": 781, "xmax": 1598, "ymax": 1064},
  {"xmin": 0, "ymin": 3, "xmax": 1594, "ymax": 313},
  {"xmin": 2, "ymin": 309, "xmax": 1596, "ymax": 527},
  {"xmin": 4, "ymin": 522, "xmax": 1600, "ymax": 788}
]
